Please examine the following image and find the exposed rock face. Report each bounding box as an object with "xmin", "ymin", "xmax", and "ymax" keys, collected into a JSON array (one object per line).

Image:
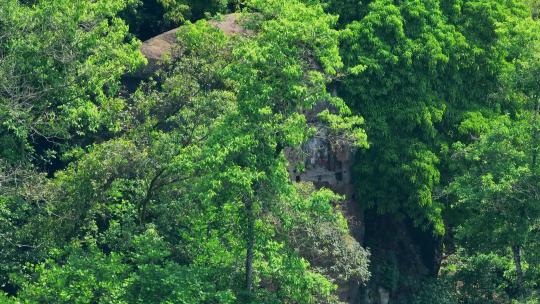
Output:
[
  {"xmin": 287, "ymin": 130, "xmax": 354, "ymax": 193},
  {"xmin": 140, "ymin": 14, "xmax": 247, "ymax": 60},
  {"xmin": 138, "ymin": 28, "xmax": 178, "ymax": 76},
  {"xmin": 208, "ymin": 13, "xmax": 249, "ymax": 35},
  {"xmin": 138, "ymin": 13, "xmax": 248, "ymax": 77},
  {"xmin": 141, "ymin": 28, "xmax": 179, "ymax": 62}
]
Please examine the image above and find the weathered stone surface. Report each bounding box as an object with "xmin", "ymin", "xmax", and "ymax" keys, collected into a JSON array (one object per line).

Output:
[
  {"xmin": 140, "ymin": 28, "xmax": 178, "ymax": 62},
  {"xmin": 137, "ymin": 28, "xmax": 179, "ymax": 77},
  {"xmin": 137, "ymin": 13, "xmax": 248, "ymax": 77},
  {"xmin": 208, "ymin": 13, "xmax": 249, "ymax": 35}
]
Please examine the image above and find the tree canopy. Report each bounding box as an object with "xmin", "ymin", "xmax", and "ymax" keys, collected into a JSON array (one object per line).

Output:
[{"xmin": 1, "ymin": 0, "xmax": 539, "ymax": 303}]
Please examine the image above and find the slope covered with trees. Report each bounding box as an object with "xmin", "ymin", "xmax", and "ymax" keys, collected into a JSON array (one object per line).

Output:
[
  {"xmin": 0, "ymin": 0, "xmax": 539, "ymax": 303},
  {"xmin": 324, "ymin": 0, "xmax": 540, "ymax": 301}
]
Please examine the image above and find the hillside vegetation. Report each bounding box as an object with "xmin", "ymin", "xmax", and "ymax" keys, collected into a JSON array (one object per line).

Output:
[{"xmin": 1, "ymin": 0, "xmax": 539, "ymax": 303}]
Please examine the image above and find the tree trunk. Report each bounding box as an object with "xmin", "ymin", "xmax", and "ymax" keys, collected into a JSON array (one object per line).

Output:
[
  {"xmin": 245, "ymin": 198, "xmax": 255, "ymax": 300},
  {"xmin": 512, "ymin": 245, "xmax": 524, "ymax": 293},
  {"xmin": 139, "ymin": 168, "xmax": 165, "ymax": 225},
  {"xmin": 531, "ymin": 98, "xmax": 540, "ymax": 168}
]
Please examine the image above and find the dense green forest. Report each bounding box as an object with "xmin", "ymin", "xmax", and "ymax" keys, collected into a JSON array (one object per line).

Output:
[{"xmin": 0, "ymin": 0, "xmax": 539, "ymax": 303}]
